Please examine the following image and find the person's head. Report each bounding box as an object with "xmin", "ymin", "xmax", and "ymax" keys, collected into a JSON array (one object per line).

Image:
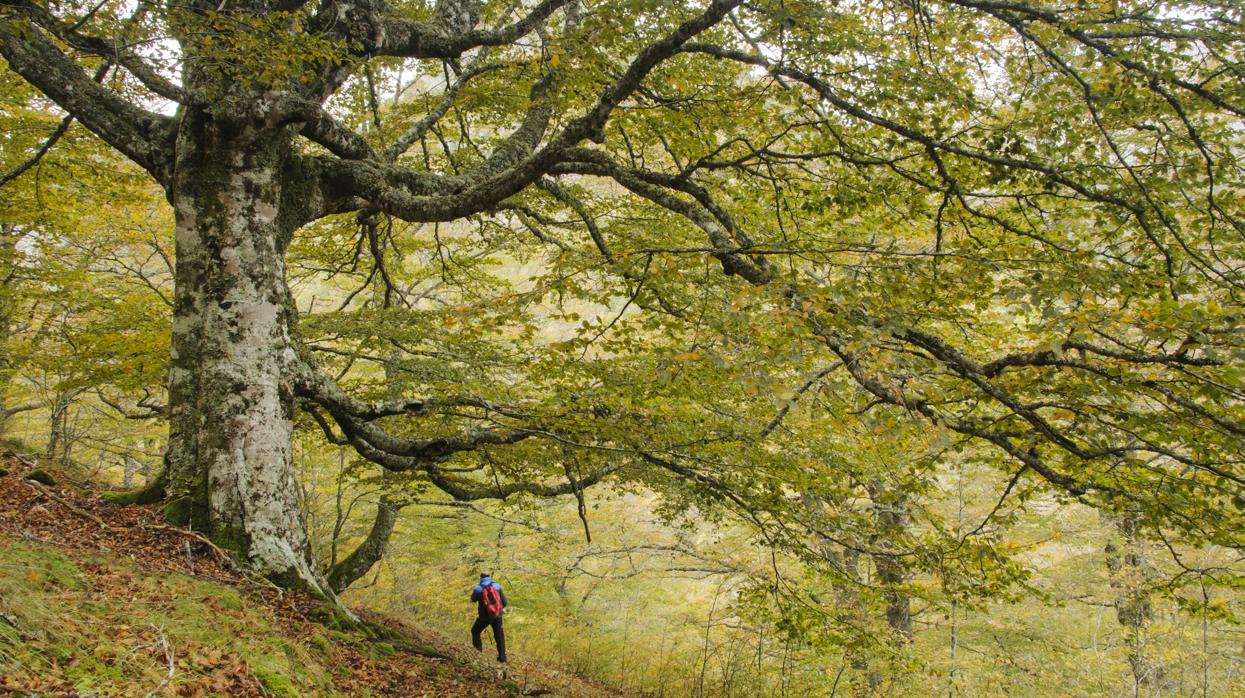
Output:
[{"xmin": 480, "ymin": 572, "xmax": 491, "ymax": 580}]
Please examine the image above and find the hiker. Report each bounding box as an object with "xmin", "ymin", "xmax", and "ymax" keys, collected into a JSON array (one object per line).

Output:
[{"xmin": 470, "ymin": 572, "xmax": 508, "ymax": 663}]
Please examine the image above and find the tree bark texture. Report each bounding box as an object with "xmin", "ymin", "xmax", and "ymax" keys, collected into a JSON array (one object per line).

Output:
[{"xmin": 161, "ymin": 109, "xmax": 324, "ymax": 592}]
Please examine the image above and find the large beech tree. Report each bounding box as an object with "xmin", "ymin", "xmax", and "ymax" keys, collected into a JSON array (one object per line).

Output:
[{"xmin": 1, "ymin": 0, "xmax": 1241, "ymax": 600}]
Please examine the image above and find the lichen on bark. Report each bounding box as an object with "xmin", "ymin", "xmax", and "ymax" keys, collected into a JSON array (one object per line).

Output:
[{"xmin": 161, "ymin": 108, "xmax": 332, "ymax": 598}]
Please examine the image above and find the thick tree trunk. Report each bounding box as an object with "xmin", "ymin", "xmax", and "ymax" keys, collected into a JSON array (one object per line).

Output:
[
  {"xmin": 161, "ymin": 110, "xmax": 326, "ymax": 594},
  {"xmin": 835, "ymin": 548, "xmax": 882, "ymax": 698}
]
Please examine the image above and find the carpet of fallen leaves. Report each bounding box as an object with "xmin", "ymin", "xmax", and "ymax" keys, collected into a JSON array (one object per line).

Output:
[{"xmin": 0, "ymin": 450, "xmax": 626, "ymax": 697}]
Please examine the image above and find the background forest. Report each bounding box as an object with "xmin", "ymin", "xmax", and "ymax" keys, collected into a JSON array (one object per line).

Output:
[{"xmin": 1, "ymin": 0, "xmax": 1243, "ymax": 695}]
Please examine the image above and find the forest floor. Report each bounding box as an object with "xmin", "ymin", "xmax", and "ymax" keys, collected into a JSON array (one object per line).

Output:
[{"xmin": 0, "ymin": 447, "xmax": 627, "ymax": 697}]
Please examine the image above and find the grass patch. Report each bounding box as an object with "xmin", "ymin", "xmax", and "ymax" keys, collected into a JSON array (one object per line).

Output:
[
  {"xmin": 253, "ymin": 657, "xmax": 302, "ymax": 698},
  {"xmin": 0, "ymin": 540, "xmax": 337, "ymax": 696}
]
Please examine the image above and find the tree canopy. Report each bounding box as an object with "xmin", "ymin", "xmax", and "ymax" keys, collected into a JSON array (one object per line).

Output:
[{"xmin": 0, "ymin": 0, "xmax": 1242, "ymax": 685}]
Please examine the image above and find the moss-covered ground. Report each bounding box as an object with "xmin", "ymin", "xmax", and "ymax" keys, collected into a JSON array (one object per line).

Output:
[{"xmin": 0, "ymin": 448, "xmax": 624, "ymax": 697}]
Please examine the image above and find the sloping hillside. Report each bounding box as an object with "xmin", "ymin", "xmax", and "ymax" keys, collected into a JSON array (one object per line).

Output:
[{"xmin": 0, "ymin": 449, "xmax": 625, "ymax": 697}]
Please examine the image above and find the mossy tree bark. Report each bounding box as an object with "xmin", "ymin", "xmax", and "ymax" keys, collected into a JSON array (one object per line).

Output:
[{"xmin": 161, "ymin": 109, "xmax": 326, "ymax": 592}]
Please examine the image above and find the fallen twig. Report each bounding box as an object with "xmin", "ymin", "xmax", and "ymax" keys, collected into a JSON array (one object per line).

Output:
[
  {"xmin": 142, "ymin": 625, "xmax": 175, "ymax": 698},
  {"xmin": 24, "ymin": 481, "xmax": 109, "ymax": 530},
  {"xmin": 139, "ymin": 523, "xmax": 289, "ymax": 594},
  {"xmin": 142, "ymin": 523, "xmax": 237, "ymax": 570},
  {"xmin": 4, "ymin": 451, "xmax": 38, "ymax": 469}
]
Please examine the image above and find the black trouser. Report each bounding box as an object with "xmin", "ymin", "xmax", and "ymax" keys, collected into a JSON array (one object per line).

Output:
[{"xmin": 471, "ymin": 615, "xmax": 506, "ymax": 662}]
